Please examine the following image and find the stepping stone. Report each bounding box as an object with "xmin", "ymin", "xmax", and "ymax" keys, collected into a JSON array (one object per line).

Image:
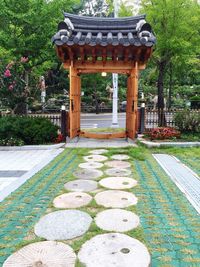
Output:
[
  {"xmin": 34, "ymin": 210, "xmax": 92, "ymax": 240},
  {"xmin": 79, "ymin": 162, "xmax": 104, "ymax": 169},
  {"xmin": 78, "ymin": 233, "xmax": 151, "ymax": 267},
  {"xmin": 95, "ymin": 209, "xmax": 140, "ymax": 232},
  {"xmin": 105, "ymin": 160, "xmax": 131, "ymax": 169},
  {"xmin": 3, "ymin": 241, "xmax": 76, "ymax": 267},
  {"xmin": 111, "ymin": 154, "xmax": 130, "ymax": 160},
  {"xmin": 99, "ymin": 177, "xmax": 137, "ymax": 190},
  {"xmin": 84, "ymin": 155, "xmax": 108, "ymax": 162},
  {"xmin": 53, "ymin": 192, "xmax": 92, "ymax": 208},
  {"xmin": 95, "ymin": 190, "xmax": 137, "ymax": 208},
  {"xmin": 64, "ymin": 180, "xmax": 98, "ymax": 192},
  {"xmin": 89, "ymin": 149, "xmax": 108, "ymax": 154},
  {"xmin": 105, "ymin": 168, "xmax": 132, "ymax": 177},
  {"xmin": 74, "ymin": 169, "xmax": 103, "ymax": 180}
]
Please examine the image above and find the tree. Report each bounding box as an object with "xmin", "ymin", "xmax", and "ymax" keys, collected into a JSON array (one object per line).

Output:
[
  {"xmin": 80, "ymin": 0, "xmax": 109, "ymax": 17},
  {"xmin": 0, "ymin": 0, "xmax": 82, "ymax": 111},
  {"xmin": 141, "ymin": 0, "xmax": 200, "ymax": 125}
]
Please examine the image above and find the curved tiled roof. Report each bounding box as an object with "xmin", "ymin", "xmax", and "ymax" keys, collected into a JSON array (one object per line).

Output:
[{"xmin": 52, "ymin": 13, "xmax": 156, "ymax": 48}]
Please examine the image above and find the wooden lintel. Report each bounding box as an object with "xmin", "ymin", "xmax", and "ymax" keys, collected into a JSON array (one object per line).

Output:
[
  {"xmin": 78, "ymin": 69, "xmax": 130, "ymax": 75},
  {"xmin": 63, "ymin": 61, "xmax": 146, "ymax": 71}
]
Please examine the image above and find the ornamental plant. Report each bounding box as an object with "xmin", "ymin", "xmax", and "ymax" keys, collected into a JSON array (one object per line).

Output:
[
  {"xmin": 0, "ymin": 57, "xmax": 30, "ymax": 114},
  {"xmin": 145, "ymin": 127, "xmax": 181, "ymax": 140}
]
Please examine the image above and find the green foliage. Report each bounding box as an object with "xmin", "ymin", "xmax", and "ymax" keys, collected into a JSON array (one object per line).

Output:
[
  {"xmin": 0, "ymin": 137, "xmax": 24, "ymax": 146},
  {"xmin": 0, "ymin": 116, "xmax": 58, "ymax": 145},
  {"xmin": 174, "ymin": 110, "xmax": 200, "ymax": 133}
]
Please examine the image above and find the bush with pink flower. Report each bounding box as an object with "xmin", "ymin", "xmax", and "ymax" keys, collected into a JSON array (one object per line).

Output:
[{"xmin": 0, "ymin": 57, "xmax": 31, "ymax": 114}]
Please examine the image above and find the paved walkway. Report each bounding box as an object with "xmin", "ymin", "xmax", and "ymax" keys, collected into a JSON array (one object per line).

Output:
[
  {"xmin": 153, "ymin": 154, "xmax": 200, "ymax": 214},
  {"xmin": 0, "ymin": 148, "xmax": 63, "ymax": 201},
  {"xmin": 66, "ymin": 137, "xmax": 137, "ymax": 148}
]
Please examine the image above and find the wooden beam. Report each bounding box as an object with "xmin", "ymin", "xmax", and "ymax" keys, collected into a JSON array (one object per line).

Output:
[
  {"xmin": 63, "ymin": 60, "xmax": 146, "ymax": 71},
  {"xmin": 92, "ymin": 48, "xmax": 96, "ymax": 63},
  {"xmin": 80, "ymin": 131, "xmax": 126, "ymax": 139},
  {"xmin": 78, "ymin": 69, "xmax": 130, "ymax": 75},
  {"xmin": 102, "ymin": 48, "xmax": 107, "ymax": 64},
  {"xmin": 80, "ymin": 47, "xmax": 85, "ymax": 63}
]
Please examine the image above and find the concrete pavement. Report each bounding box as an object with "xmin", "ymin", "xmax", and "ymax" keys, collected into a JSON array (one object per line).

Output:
[{"xmin": 0, "ymin": 145, "xmax": 64, "ymax": 201}]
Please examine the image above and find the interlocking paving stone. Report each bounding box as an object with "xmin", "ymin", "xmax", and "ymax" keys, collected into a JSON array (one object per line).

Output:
[
  {"xmin": 105, "ymin": 160, "xmax": 131, "ymax": 169},
  {"xmin": 78, "ymin": 233, "xmax": 151, "ymax": 267},
  {"xmin": 34, "ymin": 210, "xmax": 92, "ymax": 240},
  {"xmin": 95, "ymin": 209, "xmax": 140, "ymax": 232},
  {"xmin": 64, "ymin": 179, "xmax": 98, "ymax": 192},
  {"xmin": 89, "ymin": 149, "xmax": 108, "ymax": 154},
  {"xmin": 153, "ymin": 154, "xmax": 200, "ymax": 214},
  {"xmin": 111, "ymin": 154, "xmax": 130, "ymax": 160},
  {"xmin": 95, "ymin": 190, "xmax": 138, "ymax": 208},
  {"xmin": 0, "ymin": 171, "xmax": 27, "ymax": 177},
  {"xmin": 73, "ymin": 169, "xmax": 103, "ymax": 180},
  {"xmin": 84, "ymin": 155, "xmax": 108, "ymax": 162},
  {"xmin": 99, "ymin": 177, "xmax": 137, "ymax": 190},
  {"xmin": 79, "ymin": 162, "xmax": 104, "ymax": 169},
  {"xmin": 3, "ymin": 241, "xmax": 76, "ymax": 267},
  {"xmin": 105, "ymin": 168, "xmax": 132, "ymax": 177},
  {"xmin": 53, "ymin": 192, "xmax": 92, "ymax": 208}
]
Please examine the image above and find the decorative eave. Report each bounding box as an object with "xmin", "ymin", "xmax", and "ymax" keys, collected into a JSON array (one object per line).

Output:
[{"xmin": 52, "ymin": 13, "xmax": 156, "ymax": 70}]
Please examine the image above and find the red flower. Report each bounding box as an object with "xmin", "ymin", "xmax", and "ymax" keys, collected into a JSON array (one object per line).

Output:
[
  {"xmin": 20, "ymin": 57, "xmax": 28, "ymax": 63},
  {"xmin": 4, "ymin": 69, "xmax": 11, "ymax": 77},
  {"xmin": 8, "ymin": 84, "xmax": 14, "ymax": 91}
]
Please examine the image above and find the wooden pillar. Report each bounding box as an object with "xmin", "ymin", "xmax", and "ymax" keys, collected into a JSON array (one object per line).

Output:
[
  {"xmin": 69, "ymin": 66, "xmax": 81, "ymax": 138},
  {"xmin": 126, "ymin": 62, "xmax": 138, "ymax": 139}
]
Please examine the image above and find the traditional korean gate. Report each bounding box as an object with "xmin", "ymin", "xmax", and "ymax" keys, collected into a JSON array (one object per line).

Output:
[
  {"xmin": 52, "ymin": 13, "xmax": 155, "ymax": 140},
  {"xmin": 69, "ymin": 67, "xmax": 81, "ymax": 138}
]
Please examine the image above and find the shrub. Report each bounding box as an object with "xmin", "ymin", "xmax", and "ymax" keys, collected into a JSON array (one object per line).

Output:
[
  {"xmin": 0, "ymin": 137, "xmax": 24, "ymax": 146},
  {"xmin": 174, "ymin": 110, "xmax": 200, "ymax": 133},
  {"xmin": 0, "ymin": 116, "xmax": 58, "ymax": 145},
  {"xmin": 145, "ymin": 127, "xmax": 181, "ymax": 140}
]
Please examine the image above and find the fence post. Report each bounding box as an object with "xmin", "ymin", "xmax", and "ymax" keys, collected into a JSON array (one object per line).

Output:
[
  {"xmin": 139, "ymin": 103, "xmax": 145, "ymax": 134},
  {"xmin": 61, "ymin": 106, "xmax": 66, "ymax": 139}
]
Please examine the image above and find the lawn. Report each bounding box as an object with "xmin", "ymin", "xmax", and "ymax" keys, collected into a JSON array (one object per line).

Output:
[{"xmin": 0, "ymin": 146, "xmax": 200, "ymax": 266}]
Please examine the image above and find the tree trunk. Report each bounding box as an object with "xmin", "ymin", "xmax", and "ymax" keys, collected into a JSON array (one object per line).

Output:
[
  {"xmin": 168, "ymin": 63, "xmax": 173, "ymax": 109},
  {"xmin": 157, "ymin": 61, "xmax": 167, "ymax": 126}
]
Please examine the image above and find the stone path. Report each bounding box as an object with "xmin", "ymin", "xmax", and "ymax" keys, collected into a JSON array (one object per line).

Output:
[
  {"xmin": 153, "ymin": 154, "xmax": 200, "ymax": 214},
  {"xmin": 2, "ymin": 149, "xmax": 150, "ymax": 267}
]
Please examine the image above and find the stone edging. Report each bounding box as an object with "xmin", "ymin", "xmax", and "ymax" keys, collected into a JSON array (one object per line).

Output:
[
  {"xmin": 0, "ymin": 143, "xmax": 65, "ymax": 151},
  {"xmin": 137, "ymin": 138, "xmax": 200, "ymax": 148}
]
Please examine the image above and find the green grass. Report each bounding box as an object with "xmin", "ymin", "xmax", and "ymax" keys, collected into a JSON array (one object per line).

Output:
[
  {"xmin": 0, "ymin": 145, "xmax": 200, "ymax": 266},
  {"xmin": 81, "ymin": 127, "xmax": 125, "ymax": 133}
]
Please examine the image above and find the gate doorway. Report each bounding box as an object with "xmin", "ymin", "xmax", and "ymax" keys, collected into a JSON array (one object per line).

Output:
[{"xmin": 52, "ymin": 13, "xmax": 155, "ymax": 139}]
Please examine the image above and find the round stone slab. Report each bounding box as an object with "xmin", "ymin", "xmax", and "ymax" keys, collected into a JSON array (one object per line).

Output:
[
  {"xmin": 3, "ymin": 241, "xmax": 76, "ymax": 267},
  {"xmin": 89, "ymin": 149, "xmax": 108, "ymax": 155},
  {"xmin": 79, "ymin": 162, "xmax": 104, "ymax": 169},
  {"xmin": 105, "ymin": 160, "xmax": 131, "ymax": 169},
  {"xmin": 95, "ymin": 190, "xmax": 137, "ymax": 208},
  {"xmin": 74, "ymin": 169, "xmax": 103, "ymax": 180},
  {"xmin": 34, "ymin": 210, "xmax": 92, "ymax": 240},
  {"xmin": 95, "ymin": 209, "xmax": 140, "ymax": 232},
  {"xmin": 111, "ymin": 154, "xmax": 130, "ymax": 160},
  {"xmin": 78, "ymin": 233, "xmax": 151, "ymax": 267},
  {"xmin": 84, "ymin": 154, "xmax": 108, "ymax": 162},
  {"xmin": 53, "ymin": 192, "xmax": 92, "ymax": 208},
  {"xmin": 99, "ymin": 177, "xmax": 137, "ymax": 190},
  {"xmin": 105, "ymin": 168, "xmax": 132, "ymax": 177},
  {"xmin": 64, "ymin": 180, "xmax": 98, "ymax": 192}
]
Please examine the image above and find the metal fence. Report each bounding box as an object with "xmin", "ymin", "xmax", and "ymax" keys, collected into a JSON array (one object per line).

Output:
[{"xmin": 145, "ymin": 109, "xmax": 200, "ymax": 130}]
